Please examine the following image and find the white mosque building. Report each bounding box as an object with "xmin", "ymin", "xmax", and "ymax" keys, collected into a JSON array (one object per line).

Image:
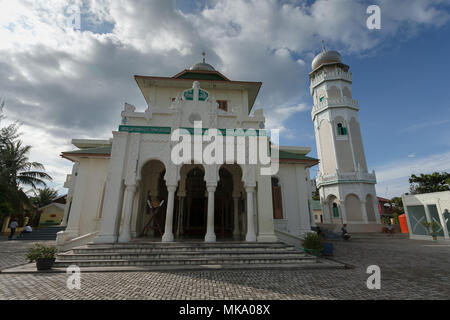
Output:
[{"xmin": 56, "ymin": 47, "xmax": 379, "ymax": 251}]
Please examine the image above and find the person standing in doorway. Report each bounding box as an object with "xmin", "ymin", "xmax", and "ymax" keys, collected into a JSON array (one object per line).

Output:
[{"xmin": 8, "ymin": 219, "xmax": 18, "ymax": 240}]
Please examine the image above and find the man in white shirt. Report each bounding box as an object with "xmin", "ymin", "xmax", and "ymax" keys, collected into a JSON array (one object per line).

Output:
[
  {"xmin": 20, "ymin": 224, "xmax": 33, "ymax": 237},
  {"xmin": 8, "ymin": 219, "xmax": 18, "ymax": 240}
]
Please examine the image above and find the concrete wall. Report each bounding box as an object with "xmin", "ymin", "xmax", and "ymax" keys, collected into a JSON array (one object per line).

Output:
[
  {"xmin": 39, "ymin": 205, "xmax": 64, "ymax": 226},
  {"xmin": 150, "ymin": 86, "xmax": 249, "ymax": 117},
  {"xmin": 273, "ymin": 163, "xmax": 312, "ymax": 237},
  {"xmin": 65, "ymin": 158, "xmax": 109, "ymax": 238},
  {"xmin": 318, "ymin": 120, "xmax": 336, "ymax": 175}
]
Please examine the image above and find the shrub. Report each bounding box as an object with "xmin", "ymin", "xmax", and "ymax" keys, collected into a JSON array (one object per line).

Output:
[
  {"xmin": 26, "ymin": 244, "xmax": 56, "ymax": 262},
  {"xmin": 302, "ymin": 232, "xmax": 324, "ymax": 252}
]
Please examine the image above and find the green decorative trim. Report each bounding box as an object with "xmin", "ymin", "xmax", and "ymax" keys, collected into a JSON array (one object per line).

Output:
[
  {"xmin": 118, "ymin": 125, "xmax": 266, "ymax": 136},
  {"xmin": 119, "ymin": 126, "xmax": 172, "ymax": 134},
  {"xmin": 180, "ymin": 128, "xmax": 267, "ymax": 136},
  {"xmin": 183, "ymin": 89, "xmax": 209, "ymax": 101}
]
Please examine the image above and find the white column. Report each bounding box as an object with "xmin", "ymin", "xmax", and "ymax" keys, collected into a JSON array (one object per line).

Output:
[
  {"xmin": 118, "ymin": 184, "xmax": 137, "ymax": 243},
  {"xmin": 323, "ymin": 200, "xmax": 331, "ymax": 223},
  {"xmin": 361, "ymin": 200, "xmax": 368, "ymax": 224},
  {"xmin": 94, "ymin": 132, "xmax": 128, "ymax": 244},
  {"xmin": 162, "ymin": 186, "xmax": 177, "ymax": 242},
  {"xmin": 373, "ymin": 198, "xmax": 381, "ymax": 224},
  {"xmin": 340, "ymin": 202, "xmax": 348, "ymax": 224},
  {"xmin": 176, "ymin": 196, "xmax": 185, "ymax": 237},
  {"xmin": 205, "ymin": 186, "xmax": 217, "ymax": 242},
  {"xmin": 232, "ymin": 197, "xmax": 240, "ymax": 237},
  {"xmin": 246, "ymin": 187, "xmax": 257, "ymax": 242}
]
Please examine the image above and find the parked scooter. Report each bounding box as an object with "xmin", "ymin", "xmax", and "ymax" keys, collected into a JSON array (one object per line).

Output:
[{"xmin": 341, "ymin": 224, "xmax": 351, "ymax": 241}]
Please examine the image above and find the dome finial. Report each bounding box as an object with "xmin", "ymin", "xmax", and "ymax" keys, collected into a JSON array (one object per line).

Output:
[
  {"xmin": 322, "ymin": 40, "xmax": 327, "ymax": 52},
  {"xmin": 202, "ymin": 51, "xmax": 206, "ymax": 63}
]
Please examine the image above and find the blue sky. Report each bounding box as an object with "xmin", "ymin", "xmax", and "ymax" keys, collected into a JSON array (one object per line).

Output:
[
  {"xmin": 282, "ymin": 22, "xmax": 450, "ymax": 197},
  {"xmin": 0, "ymin": 0, "xmax": 449, "ymax": 198}
]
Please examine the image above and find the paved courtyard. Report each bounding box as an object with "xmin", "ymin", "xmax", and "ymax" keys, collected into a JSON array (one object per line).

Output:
[{"xmin": 0, "ymin": 235, "xmax": 448, "ymax": 300}]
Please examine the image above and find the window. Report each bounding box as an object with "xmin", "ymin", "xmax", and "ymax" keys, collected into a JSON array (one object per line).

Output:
[
  {"xmin": 217, "ymin": 100, "xmax": 228, "ymax": 112},
  {"xmin": 271, "ymin": 177, "xmax": 283, "ymax": 219},
  {"xmin": 319, "ymin": 96, "xmax": 325, "ymax": 102},
  {"xmin": 333, "ymin": 203, "xmax": 340, "ymax": 218},
  {"xmin": 337, "ymin": 123, "xmax": 348, "ymax": 136}
]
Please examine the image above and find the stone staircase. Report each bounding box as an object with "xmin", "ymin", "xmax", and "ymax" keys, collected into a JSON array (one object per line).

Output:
[
  {"xmin": 16, "ymin": 226, "xmax": 66, "ymax": 241},
  {"xmin": 54, "ymin": 241, "xmax": 340, "ymax": 271}
]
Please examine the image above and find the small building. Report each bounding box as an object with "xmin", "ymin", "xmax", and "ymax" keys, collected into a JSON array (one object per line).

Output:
[
  {"xmin": 402, "ymin": 191, "xmax": 450, "ymax": 240},
  {"xmin": 311, "ymin": 200, "xmax": 323, "ymax": 224},
  {"xmin": 377, "ymin": 197, "xmax": 394, "ymax": 219},
  {"xmin": 38, "ymin": 195, "xmax": 67, "ymax": 227}
]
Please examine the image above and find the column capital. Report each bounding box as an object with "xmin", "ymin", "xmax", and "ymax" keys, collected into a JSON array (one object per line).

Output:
[
  {"xmin": 245, "ymin": 186, "xmax": 256, "ymax": 193},
  {"xmin": 206, "ymin": 185, "xmax": 217, "ymax": 193},
  {"xmin": 125, "ymin": 184, "xmax": 137, "ymax": 192},
  {"xmin": 167, "ymin": 185, "xmax": 178, "ymax": 193}
]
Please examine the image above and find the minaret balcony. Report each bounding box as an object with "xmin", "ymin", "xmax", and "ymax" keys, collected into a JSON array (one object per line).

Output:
[
  {"xmin": 316, "ymin": 171, "xmax": 377, "ymax": 187},
  {"xmin": 312, "ymin": 97, "xmax": 359, "ymax": 117},
  {"xmin": 310, "ymin": 71, "xmax": 352, "ymax": 93}
]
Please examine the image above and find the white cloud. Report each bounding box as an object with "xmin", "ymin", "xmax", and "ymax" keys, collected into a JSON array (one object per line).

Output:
[
  {"xmin": 375, "ymin": 151, "xmax": 450, "ymax": 198},
  {"xmin": 1, "ymin": 0, "xmax": 449, "ymax": 191}
]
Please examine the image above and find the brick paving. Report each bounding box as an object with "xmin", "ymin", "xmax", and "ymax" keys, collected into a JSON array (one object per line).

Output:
[{"xmin": 0, "ymin": 236, "xmax": 449, "ymax": 300}]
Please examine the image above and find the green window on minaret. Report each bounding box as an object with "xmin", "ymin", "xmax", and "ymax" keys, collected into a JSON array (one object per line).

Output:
[
  {"xmin": 333, "ymin": 203, "xmax": 339, "ymax": 218},
  {"xmin": 319, "ymin": 96, "xmax": 325, "ymax": 102},
  {"xmin": 337, "ymin": 123, "xmax": 348, "ymax": 136}
]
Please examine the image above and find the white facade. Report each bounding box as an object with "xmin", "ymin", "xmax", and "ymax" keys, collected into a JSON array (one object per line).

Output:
[
  {"xmin": 403, "ymin": 191, "xmax": 450, "ymax": 240},
  {"xmin": 57, "ymin": 62, "xmax": 317, "ymax": 249},
  {"xmin": 310, "ymin": 47, "xmax": 381, "ymax": 232}
]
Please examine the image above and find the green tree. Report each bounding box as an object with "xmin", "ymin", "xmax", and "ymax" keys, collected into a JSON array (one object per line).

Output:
[
  {"xmin": 409, "ymin": 172, "xmax": 450, "ymax": 194},
  {"xmin": 31, "ymin": 188, "xmax": 59, "ymax": 208},
  {"xmin": 0, "ymin": 102, "xmax": 52, "ymax": 224},
  {"xmin": 29, "ymin": 188, "xmax": 59, "ymax": 226}
]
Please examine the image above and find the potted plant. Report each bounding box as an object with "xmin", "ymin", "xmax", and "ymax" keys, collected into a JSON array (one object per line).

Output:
[
  {"xmin": 422, "ymin": 221, "xmax": 440, "ymax": 241},
  {"xmin": 26, "ymin": 243, "xmax": 57, "ymax": 271},
  {"xmin": 302, "ymin": 232, "xmax": 324, "ymax": 256}
]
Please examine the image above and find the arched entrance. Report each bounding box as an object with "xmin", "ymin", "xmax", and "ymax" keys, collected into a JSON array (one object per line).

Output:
[
  {"xmin": 215, "ymin": 167, "xmax": 233, "ymax": 239},
  {"xmin": 173, "ymin": 163, "xmax": 244, "ymax": 241},
  {"xmin": 179, "ymin": 165, "xmax": 207, "ymax": 239},
  {"xmin": 217, "ymin": 164, "xmax": 244, "ymax": 240},
  {"xmin": 137, "ymin": 160, "xmax": 168, "ymax": 239}
]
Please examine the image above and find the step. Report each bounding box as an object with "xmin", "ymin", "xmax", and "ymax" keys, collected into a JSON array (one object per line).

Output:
[
  {"xmin": 81, "ymin": 242, "xmax": 293, "ymax": 249},
  {"xmin": 58, "ymin": 250, "xmax": 307, "ymax": 261},
  {"xmin": 73, "ymin": 245, "xmax": 295, "ymax": 254},
  {"xmin": 54, "ymin": 255, "xmax": 316, "ymax": 268}
]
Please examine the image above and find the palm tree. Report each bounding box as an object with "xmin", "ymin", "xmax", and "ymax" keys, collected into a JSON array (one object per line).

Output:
[
  {"xmin": 29, "ymin": 188, "xmax": 59, "ymax": 227},
  {"xmin": 0, "ymin": 140, "xmax": 52, "ymax": 222},
  {"xmin": 31, "ymin": 188, "xmax": 59, "ymax": 208}
]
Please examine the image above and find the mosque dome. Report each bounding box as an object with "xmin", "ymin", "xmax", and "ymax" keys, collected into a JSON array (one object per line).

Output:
[
  {"xmin": 189, "ymin": 62, "xmax": 215, "ymax": 71},
  {"xmin": 311, "ymin": 45, "xmax": 342, "ymax": 71}
]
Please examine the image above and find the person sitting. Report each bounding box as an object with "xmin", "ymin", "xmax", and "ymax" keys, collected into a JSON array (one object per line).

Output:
[
  {"xmin": 20, "ymin": 224, "xmax": 32, "ymax": 237},
  {"xmin": 387, "ymin": 222, "xmax": 394, "ymax": 234},
  {"xmin": 341, "ymin": 224, "xmax": 351, "ymax": 240}
]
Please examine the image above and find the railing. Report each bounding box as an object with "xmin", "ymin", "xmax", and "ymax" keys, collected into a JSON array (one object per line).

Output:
[
  {"xmin": 312, "ymin": 97, "xmax": 359, "ymax": 116},
  {"xmin": 316, "ymin": 171, "xmax": 377, "ymax": 187},
  {"xmin": 310, "ymin": 71, "xmax": 352, "ymax": 90}
]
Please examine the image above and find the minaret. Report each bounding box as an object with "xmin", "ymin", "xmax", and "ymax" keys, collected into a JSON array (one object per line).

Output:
[{"xmin": 310, "ymin": 44, "xmax": 381, "ymax": 229}]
